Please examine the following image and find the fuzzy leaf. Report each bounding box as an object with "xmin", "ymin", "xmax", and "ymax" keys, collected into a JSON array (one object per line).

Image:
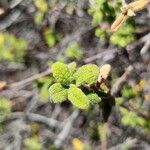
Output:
[
  {"xmin": 68, "ymin": 85, "xmax": 89, "ymax": 109},
  {"xmin": 87, "ymin": 93, "xmax": 101, "ymax": 104},
  {"xmin": 51, "ymin": 62, "xmax": 74, "ymax": 86},
  {"xmin": 74, "ymin": 64, "xmax": 99, "ymax": 86},
  {"xmin": 49, "ymin": 83, "xmax": 68, "ymax": 103},
  {"xmin": 68, "ymin": 62, "xmax": 77, "ymax": 74}
]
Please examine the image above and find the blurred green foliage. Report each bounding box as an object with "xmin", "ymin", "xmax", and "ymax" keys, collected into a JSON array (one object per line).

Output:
[
  {"xmin": 122, "ymin": 83, "xmax": 139, "ymax": 99},
  {"xmin": 34, "ymin": 0, "xmax": 48, "ymax": 25},
  {"xmin": 110, "ymin": 24, "xmax": 135, "ymax": 47},
  {"xmin": 0, "ymin": 32, "xmax": 28, "ymax": 62},
  {"xmin": 0, "ymin": 97, "xmax": 11, "ymax": 116},
  {"xmin": 34, "ymin": 11, "xmax": 45, "ymax": 25},
  {"xmin": 44, "ymin": 28, "xmax": 62, "ymax": 47},
  {"xmin": 24, "ymin": 136, "xmax": 42, "ymax": 150},
  {"xmin": 34, "ymin": 0, "xmax": 48, "ymax": 12},
  {"xmin": 65, "ymin": 42, "xmax": 83, "ymax": 60},
  {"xmin": 120, "ymin": 107, "xmax": 150, "ymax": 128},
  {"xmin": 36, "ymin": 76, "xmax": 53, "ymax": 102},
  {"xmin": 88, "ymin": 0, "xmax": 135, "ymax": 47},
  {"xmin": 88, "ymin": 0, "xmax": 117, "ymax": 27}
]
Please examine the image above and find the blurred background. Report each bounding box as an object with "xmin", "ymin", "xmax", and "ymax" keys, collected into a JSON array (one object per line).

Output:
[{"xmin": 0, "ymin": 0, "xmax": 150, "ymax": 149}]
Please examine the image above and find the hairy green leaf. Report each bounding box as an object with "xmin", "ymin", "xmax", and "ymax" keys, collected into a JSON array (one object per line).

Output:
[
  {"xmin": 51, "ymin": 62, "xmax": 74, "ymax": 85},
  {"xmin": 68, "ymin": 85, "xmax": 89, "ymax": 109},
  {"xmin": 87, "ymin": 93, "xmax": 101, "ymax": 104},
  {"xmin": 49, "ymin": 83, "xmax": 68, "ymax": 103},
  {"xmin": 74, "ymin": 64, "xmax": 99, "ymax": 86},
  {"xmin": 68, "ymin": 62, "xmax": 77, "ymax": 74}
]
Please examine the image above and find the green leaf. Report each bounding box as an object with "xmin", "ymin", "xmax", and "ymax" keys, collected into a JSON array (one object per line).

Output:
[
  {"xmin": 87, "ymin": 93, "xmax": 101, "ymax": 104},
  {"xmin": 49, "ymin": 83, "xmax": 68, "ymax": 103},
  {"xmin": 68, "ymin": 62, "xmax": 77, "ymax": 74},
  {"xmin": 51, "ymin": 62, "xmax": 74, "ymax": 86},
  {"xmin": 0, "ymin": 97, "xmax": 11, "ymax": 116},
  {"xmin": 68, "ymin": 85, "xmax": 89, "ymax": 109},
  {"xmin": 74, "ymin": 64, "xmax": 99, "ymax": 86}
]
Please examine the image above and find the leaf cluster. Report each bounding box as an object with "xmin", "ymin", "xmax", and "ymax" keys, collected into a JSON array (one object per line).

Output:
[
  {"xmin": 120, "ymin": 107, "xmax": 150, "ymax": 128},
  {"xmin": 0, "ymin": 32, "xmax": 28, "ymax": 62},
  {"xmin": 49, "ymin": 62, "xmax": 104, "ymax": 109}
]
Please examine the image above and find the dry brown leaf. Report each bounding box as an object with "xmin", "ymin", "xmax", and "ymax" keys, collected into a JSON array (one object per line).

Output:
[
  {"xmin": 0, "ymin": 80, "xmax": 7, "ymax": 90},
  {"xmin": 127, "ymin": 0, "xmax": 148, "ymax": 12},
  {"xmin": 111, "ymin": 0, "xmax": 148, "ymax": 32},
  {"xmin": 98, "ymin": 64, "xmax": 111, "ymax": 83},
  {"xmin": 111, "ymin": 13, "xmax": 128, "ymax": 32}
]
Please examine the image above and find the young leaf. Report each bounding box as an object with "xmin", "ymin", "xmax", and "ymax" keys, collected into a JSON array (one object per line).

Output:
[
  {"xmin": 68, "ymin": 62, "xmax": 77, "ymax": 74},
  {"xmin": 87, "ymin": 93, "xmax": 101, "ymax": 104},
  {"xmin": 74, "ymin": 64, "xmax": 99, "ymax": 86},
  {"xmin": 98, "ymin": 64, "xmax": 111, "ymax": 83},
  {"xmin": 68, "ymin": 85, "xmax": 89, "ymax": 109},
  {"xmin": 51, "ymin": 62, "xmax": 74, "ymax": 86},
  {"xmin": 49, "ymin": 83, "xmax": 68, "ymax": 103}
]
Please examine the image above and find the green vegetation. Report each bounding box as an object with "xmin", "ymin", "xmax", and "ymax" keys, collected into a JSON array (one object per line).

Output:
[
  {"xmin": 24, "ymin": 136, "xmax": 42, "ymax": 150},
  {"xmin": 0, "ymin": 32, "xmax": 28, "ymax": 62},
  {"xmin": 36, "ymin": 76, "xmax": 53, "ymax": 102},
  {"xmin": 89, "ymin": 0, "xmax": 135, "ymax": 47},
  {"xmin": 120, "ymin": 107, "xmax": 149, "ymax": 128},
  {"xmin": 110, "ymin": 24, "xmax": 135, "ymax": 47},
  {"xmin": 0, "ymin": 0, "xmax": 149, "ymax": 149},
  {"xmin": 44, "ymin": 28, "xmax": 62, "ymax": 47},
  {"xmin": 0, "ymin": 97, "xmax": 11, "ymax": 116},
  {"xmin": 34, "ymin": 0, "xmax": 48, "ymax": 25},
  {"xmin": 65, "ymin": 42, "xmax": 83, "ymax": 60},
  {"xmin": 49, "ymin": 62, "xmax": 105, "ymax": 109}
]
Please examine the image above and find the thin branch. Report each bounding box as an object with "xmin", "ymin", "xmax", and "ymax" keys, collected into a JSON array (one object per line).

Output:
[
  {"xmin": 26, "ymin": 113, "xmax": 64, "ymax": 128},
  {"xmin": 111, "ymin": 65, "xmax": 134, "ymax": 97},
  {"xmin": 10, "ymin": 0, "xmax": 23, "ymax": 9},
  {"xmin": 8, "ymin": 68, "xmax": 51, "ymax": 89},
  {"xmin": 0, "ymin": 112, "xmax": 64, "ymax": 129},
  {"xmin": 84, "ymin": 49, "xmax": 117, "ymax": 63},
  {"xmin": 0, "ymin": 10, "xmax": 21, "ymax": 31},
  {"xmin": 54, "ymin": 110, "xmax": 79, "ymax": 148},
  {"xmin": 0, "ymin": 112, "xmax": 24, "ymax": 123},
  {"xmin": 25, "ymin": 93, "xmax": 39, "ymax": 113}
]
